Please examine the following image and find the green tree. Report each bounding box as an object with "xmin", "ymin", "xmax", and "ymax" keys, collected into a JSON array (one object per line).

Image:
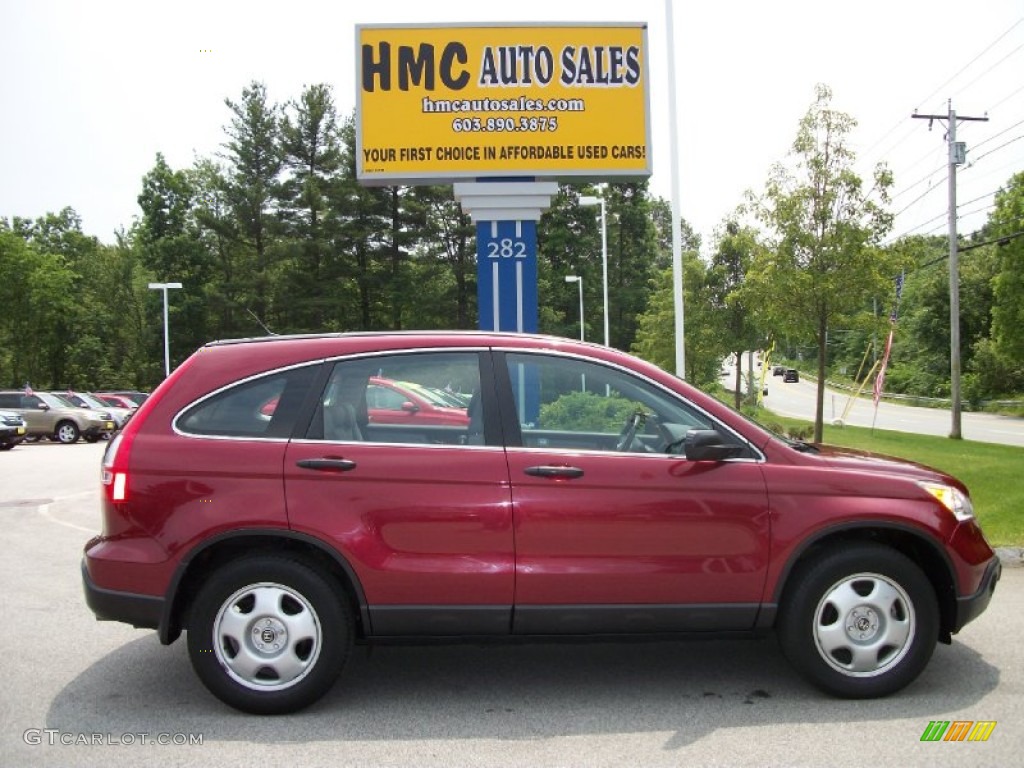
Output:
[
  {"xmin": 632, "ymin": 252, "xmax": 720, "ymax": 389},
  {"xmin": 334, "ymin": 114, "xmax": 392, "ymax": 330},
  {"xmin": 277, "ymin": 83, "xmax": 343, "ymax": 331},
  {"xmin": 537, "ymin": 186, "xmax": 604, "ymax": 341},
  {"xmin": 745, "ymin": 85, "xmax": 895, "ymax": 441},
  {"xmin": 221, "ymin": 81, "xmax": 284, "ymax": 327},
  {"xmin": 403, "ymin": 184, "xmax": 476, "ymax": 329},
  {"xmin": 137, "ymin": 154, "xmax": 212, "ymax": 369},
  {"xmin": 709, "ymin": 220, "xmax": 763, "ymax": 408},
  {"xmin": 990, "ymin": 171, "xmax": 1024, "ymax": 362}
]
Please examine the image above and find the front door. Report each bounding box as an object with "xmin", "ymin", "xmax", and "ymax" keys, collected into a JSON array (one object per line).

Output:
[{"xmin": 499, "ymin": 352, "xmax": 771, "ymax": 635}]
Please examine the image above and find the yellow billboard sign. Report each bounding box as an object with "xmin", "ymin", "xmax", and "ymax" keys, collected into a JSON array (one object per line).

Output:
[{"xmin": 356, "ymin": 23, "xmax": 651, "ymax": 184}]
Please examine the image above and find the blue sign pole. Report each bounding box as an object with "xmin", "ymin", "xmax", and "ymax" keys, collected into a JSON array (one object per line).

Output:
[
  {"xmin": 475, "ymin": 219, "xmax": 538, "ymax": 334},
  {"xmin": 454, "ymin": 180, "xmax": 557, "ymax": 427}
]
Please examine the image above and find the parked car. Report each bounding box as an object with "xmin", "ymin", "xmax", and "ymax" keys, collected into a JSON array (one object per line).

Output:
[
  {"xmin": 773, "ymin": 365, "xmax": 785, "ymax": 376},
  {"xmin": 366, "ymin": 376, "xmax": 470, "ymax": 426},
  {"xmin": 83, "ymin": 332, "xmax": 1000, "ymax": 714},
  {"xmin": 94, "ymin": 393, "xmax": 140, "ymax": 411},
  {"xmin": 103, "ymin": 390, "xmax": 149, "ymax": 406},
  {"xmin": 0, "ymin": 409, "xmax": 27, "ymax": 450},
  {"xmin": 783, "ymin": 369, "xmax": 800, "ymax": 383},
  {"xmin": 0, "ymin": 390, "xmax": 115, "ymax": 444},
  {"xmin": 52, "ymin": 391, "xmax": 131, "ymax": 430}
]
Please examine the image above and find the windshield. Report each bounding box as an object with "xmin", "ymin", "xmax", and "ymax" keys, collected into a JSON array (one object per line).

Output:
[
  {"xmin": 395, "ymin": 381, "xmax": 465, "ymax": 409},
  {"xmin": 75, "ymin": 393, "xmax": 107, "ymax": 408},
  {"xmin": 38, "ymin": 393, "xmax": 72, "ymax": 408}
]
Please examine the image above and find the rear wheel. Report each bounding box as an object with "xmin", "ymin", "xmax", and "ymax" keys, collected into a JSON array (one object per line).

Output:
[
  {"xmin": 53, "ymin": 421, "xmax": 80, "ymax": 444},
  {"xmin": 778, "ymin": 543, "xmax": 938, "ymax": 698},
  {"xmin": 187, "ymin": 556, "xmax": 352, "ymax": 714}
]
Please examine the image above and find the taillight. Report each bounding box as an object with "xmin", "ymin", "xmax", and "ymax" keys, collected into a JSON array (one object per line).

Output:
[
  {"xmin": 102, "ymin": 429, "xmax": 136, "ymax": 502},
  {"xmin": 99, "ymin": 356, "xmax": 192, "ymax": 504}
]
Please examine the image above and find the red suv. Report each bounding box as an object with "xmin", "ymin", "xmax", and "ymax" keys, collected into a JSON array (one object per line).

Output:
[{"xmin": 82, "ymin": 332, "xmax": 1000, "ymax": 714}]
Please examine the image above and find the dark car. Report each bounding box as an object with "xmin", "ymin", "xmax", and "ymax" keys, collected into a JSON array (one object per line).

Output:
[
  {"xmin": 0, "ymin": 409, "xmax": 27, "ymax": 450},
  {"xmin": 783, "ymin": 369, "xmax": 799, "ymax": 382},
  {"xmin": 773, "ymin": 365, "xmax": 785, "ymax": 376},
  {"xmin": 83, "ymin": 332, "xmax": 1000, "ymax": 714}
]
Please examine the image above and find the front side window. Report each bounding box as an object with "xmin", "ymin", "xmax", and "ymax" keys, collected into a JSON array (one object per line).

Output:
[{"xmin": 504, "ymin": 353, "xmax": 737, "ymax": 455}]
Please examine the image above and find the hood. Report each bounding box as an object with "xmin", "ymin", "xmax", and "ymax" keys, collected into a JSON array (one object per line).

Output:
[{"xmin": 811, "ymin": 443, "xmax": 964, "ymax": 489}]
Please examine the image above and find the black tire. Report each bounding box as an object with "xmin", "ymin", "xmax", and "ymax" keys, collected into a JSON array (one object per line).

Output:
[
  {"xmin": 53, "ymin": 421, "xmax": 80, "ymax": 444},
  {"xmin": 0, "ymin": 443, "xmax": 13, "ymax": 451},
  {"xmin": 187, "ymin": 556, "xmax": 352, "ymax": 714},
  {"xmin": 777, "ymin": 543, "xmax": 938, "ymax": 698}
]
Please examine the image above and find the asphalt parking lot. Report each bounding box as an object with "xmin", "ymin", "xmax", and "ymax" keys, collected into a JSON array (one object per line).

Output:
[{"xmin": 1, "ymin": 441, "xmax": 1021, "ymax": 767}]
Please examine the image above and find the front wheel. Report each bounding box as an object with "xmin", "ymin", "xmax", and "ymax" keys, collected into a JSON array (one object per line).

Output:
[
  {"xmin": 53, "ymin": 421, "xmax": 80, "ymax": 444},
  {"xmin": 187, "ymin": 556, "xmax": 352, "ymax": 714},
  {"xmin": 777, "ymin": 543, "xmax": 938, "ymax": 698}
]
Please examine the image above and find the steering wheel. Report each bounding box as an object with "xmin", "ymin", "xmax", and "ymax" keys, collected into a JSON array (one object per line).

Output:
[{"xmin": 616, "ymin": 411, "xmax": 645, "ymax": 452}]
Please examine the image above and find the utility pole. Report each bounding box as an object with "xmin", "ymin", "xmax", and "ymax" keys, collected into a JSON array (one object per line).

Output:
[{"xmin": 912, "ymin": 101, "xmax": 988, "ymax": 440}]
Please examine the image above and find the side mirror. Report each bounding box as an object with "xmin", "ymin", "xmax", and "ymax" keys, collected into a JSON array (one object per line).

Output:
[
  {"xmin": 36, "ymin": 402, "xmax": 50, "ymax": 411},
  {"xmin": 684, "ymin": 429, "xmax": 744, "ymax": 461},
  {"xmin": 401, "ymin": 401, "xmax": 420, "ymax": 414}
]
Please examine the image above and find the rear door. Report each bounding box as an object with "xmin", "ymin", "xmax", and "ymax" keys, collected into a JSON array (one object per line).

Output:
[{"xmin": 284, "ymin": 350, "xmax": 515, "ymax": 636}]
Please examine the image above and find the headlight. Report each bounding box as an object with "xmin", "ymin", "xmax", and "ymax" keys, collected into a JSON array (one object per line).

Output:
[{"xmin": 918, "ymin": 481, "xmax": 975, "ymax": 522}]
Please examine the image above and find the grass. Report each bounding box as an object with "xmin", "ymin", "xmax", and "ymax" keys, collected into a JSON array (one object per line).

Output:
[{"xmin": 756, "ymin": 410, "xmax": 1024, "ymax": 547}]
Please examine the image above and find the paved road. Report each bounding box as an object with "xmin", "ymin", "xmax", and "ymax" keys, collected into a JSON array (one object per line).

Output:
[
  {"xmin": 727, "ymin": 368, "xmax": 1024, "ymax": 447},
  {"xmin": 1, "ymin": 441, "xmax": 1021, "ymax": 767}
]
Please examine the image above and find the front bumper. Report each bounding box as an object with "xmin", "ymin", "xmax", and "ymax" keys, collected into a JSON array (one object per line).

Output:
[
  {"xmin": 82, "ymin": 421, "xmax": 115, "ymax": 438},
  {"xmin": 953, "ymin": 556, "xmax": 1001, "ymax": 633},
  {"xmin": 0, "ymin": 425, "xmax": 26, "ymax": 445}
]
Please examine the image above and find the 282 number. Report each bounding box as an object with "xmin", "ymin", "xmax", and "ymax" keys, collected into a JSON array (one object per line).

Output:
[{"xmin": 486, "ymin": 238, "xmax": 527, "ymax": 259}]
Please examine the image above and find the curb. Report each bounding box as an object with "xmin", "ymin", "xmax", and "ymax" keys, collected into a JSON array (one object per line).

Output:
[{"xmin": 995, "ymin": 548, "xmax": 1024, "ymax": 568}]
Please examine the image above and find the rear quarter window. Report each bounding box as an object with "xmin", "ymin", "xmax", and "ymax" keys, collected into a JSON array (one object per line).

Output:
[{"xmin": 176, "ymin": 364, "xmax": 319, "ymax": 438}]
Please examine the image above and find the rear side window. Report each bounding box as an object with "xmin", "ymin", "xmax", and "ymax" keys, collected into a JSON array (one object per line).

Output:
[
  {"xmin": 177, "ymin": 364, "xmax": 319, "ymax": 438},
  {"xmin": 305, "ymin": 352, "xmax": 480, "ymax": 445}
]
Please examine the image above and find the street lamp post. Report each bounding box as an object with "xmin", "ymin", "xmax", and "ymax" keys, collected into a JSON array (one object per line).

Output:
[
  {"xmin": 565, "ymin": 275, "xmax": 584, "ymax": 341},
  {"xmin": 148, "ymin": 282, "xmax": 182, "ymax": 378},
  {"xmin": 579, "ymin": 195, "xmax": 609, "ymax": 347}
]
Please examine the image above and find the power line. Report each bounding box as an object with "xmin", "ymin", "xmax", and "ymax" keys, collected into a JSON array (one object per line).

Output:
[
  {"xmin": 861, "ymin": 18, "xmax": 1023, "ymax": 173},
  {"xmin": 987, "ymin": 82, "xmax": 1024, "ymax": 112},
  {"xmin": 917, "ymin": 17, "xmax": 1024, "ymax": 109},
  {"xmin": 966, "ymin": 133, "xmax": 1024, "ymax": 165},
  {"xmin": 951, "ymin": 39, "xmax": 1024, "ymax": 102}
]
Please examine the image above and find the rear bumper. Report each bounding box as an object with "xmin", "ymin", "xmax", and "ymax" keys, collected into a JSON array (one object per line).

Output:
[
  {"xmin": 953, "ymin": 556, "xmax": 1001, "ymax": 633},
  {"xmin": 81, "ymin": 559, "xmax": 163, "ymax": 631}
]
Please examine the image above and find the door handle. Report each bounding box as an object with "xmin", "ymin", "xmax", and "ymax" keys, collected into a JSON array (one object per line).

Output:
[
  {"xmin": 296, "ymin": 458, "xmax": 357, "ymax": 472},
  {"xmin": 524, "ymin": 465, "xmax": 584, "ymax": 479}
]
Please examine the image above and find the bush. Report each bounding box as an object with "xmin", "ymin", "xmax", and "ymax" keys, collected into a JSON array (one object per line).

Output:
[{"xmin": 540, "ymin": 391, "xmax": 639, "ymax": 432}]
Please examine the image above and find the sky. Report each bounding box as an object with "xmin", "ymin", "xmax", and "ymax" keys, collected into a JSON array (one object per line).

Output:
[{"xmin": 2, "ymin": 0, "xmax": 1022, "ymax": 254}]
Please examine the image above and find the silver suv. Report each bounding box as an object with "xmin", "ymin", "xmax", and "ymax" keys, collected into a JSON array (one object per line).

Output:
[{"xmin": 0, "ymin": 391, "xmax": 114, "ymax": 444}]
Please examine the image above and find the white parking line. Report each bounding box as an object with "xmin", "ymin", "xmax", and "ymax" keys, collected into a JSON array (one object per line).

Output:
[{"xmin": 35, "ymin": 490, "xmax": 99, "ymax": 534}]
